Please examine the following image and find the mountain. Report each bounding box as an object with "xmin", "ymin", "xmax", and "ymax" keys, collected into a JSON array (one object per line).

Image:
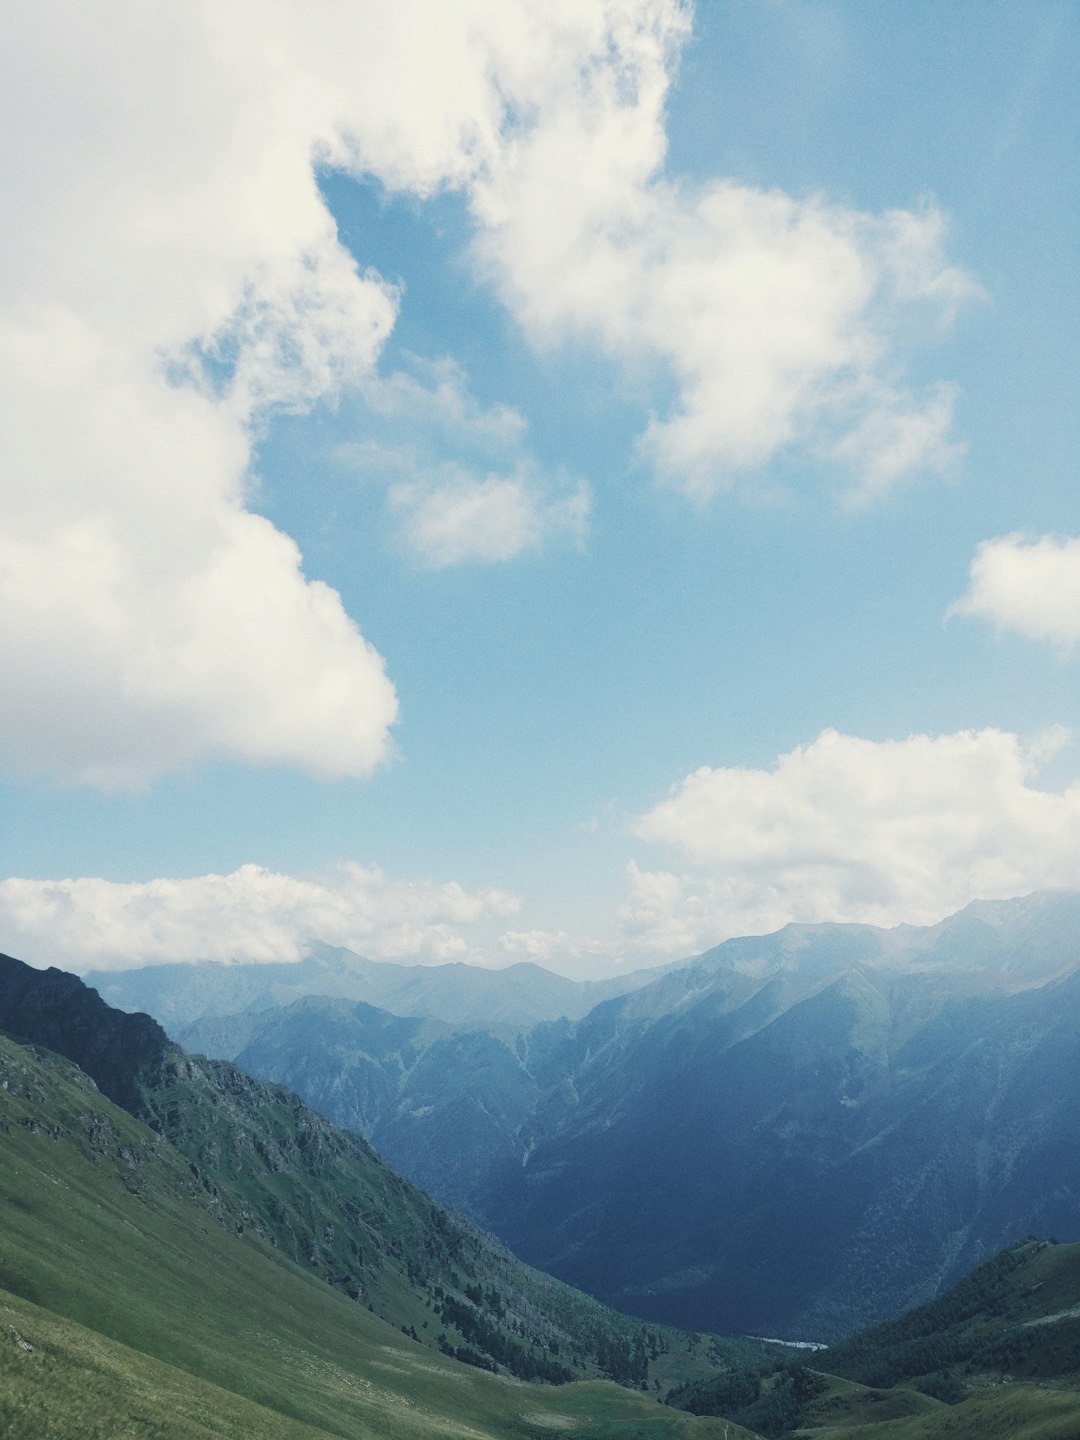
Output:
[
  {"xmin": 667, "ymin": 1237, "xmax": 1080, "ymax": 1439},
  {"xmin": 140, "ymin": 892, "xmax": 1080, "ymax": 1343},
  {"xmin": 179, "ymin": 995, "xmax": 543, "ymax": 1207},
  {"xmin": 6, "ymin": 948, "xmax": 1080, "ymax": 1439},
  {"xmin": 482, "ymin": 955, "xmax": 1080, "ymax": 1341},
  {"xmin": 0, "ymin": 986, "xmax": 760, "ymax": 1440},
  {"xmin": 85, "ymin": 942, "xmax": 667, "ymax": 1034},
  {"xmin": 0, "ymin": 952, "xmax": 768, "ymax": 1395}
]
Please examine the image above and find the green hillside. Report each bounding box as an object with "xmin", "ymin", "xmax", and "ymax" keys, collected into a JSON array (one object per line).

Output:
[
  {"xmin": 824, "ymin": 1237, "xmax": 1080, "ymax": 1389},
  {"xmin": 0, "ymin": 952, "xmax": 769, "ymax": 1392},
  {"xmin": 7, "ymin": 951, "xmax": 1080, "ymax": 1439},
  {"xmin": 0, "ymin": 1030, "xmax": 754, "ymax": 1440},
  {"xmin": 665, "ymin": 1239, "xmax": 1080, "ymax": 1439},
  {"xmin": 792, "ymin": 1377, "xmax": 1080, "ymax": 1440}
]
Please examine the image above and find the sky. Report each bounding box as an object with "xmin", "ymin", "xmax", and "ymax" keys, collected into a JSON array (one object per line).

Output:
[{"xmin": 2, "ymin": 0, "xmax": 1079, "ymax": 977}]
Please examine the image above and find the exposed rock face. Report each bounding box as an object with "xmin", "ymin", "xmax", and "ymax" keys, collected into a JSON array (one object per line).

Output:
[{"xmin": 0, "ymin": 953, "xmax": 169, "ymax": 1112}]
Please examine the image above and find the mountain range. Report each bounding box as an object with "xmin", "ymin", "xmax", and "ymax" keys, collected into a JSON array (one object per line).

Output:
[
  {"xmin": 86, "ymin": 943, "xmax": 668, "ymax": 1035},
  {"xmin": 5, "ymin": 944, "xmax": 1080, "ymax": 1437},
  {"xmin": 102, "ymin": 891, "xmax": 1080, "ymax": 1341}
]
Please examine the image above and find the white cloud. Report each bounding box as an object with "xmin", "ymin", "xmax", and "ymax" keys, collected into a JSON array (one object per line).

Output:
[
  {"xmin": 360, "ymin": 357, "xmax": 528, "ymax": 452},
  {"xmin": 470, "ymin": 42, "xmax": 981, "ymax": 501},
  {"xmin": 831, "ymin": 381, "xmax": 964, "ymax": 506},
  {"xmin": 1, "ymin": 1, "xmax": 978, "ymax": 785},
  {"xmin": 342, "ymin": 358, "xmax": 589, "ymax": 567},
  {"xmin": 624, "ymin": 727, "xmax": 1080, "ymax": 952},
  {"xmin": 500, "ymin": 929, "xmax": 574, "ymax": 962},
  {"xmin": 1, "ymin": 2, "xmax": 414, "ymax": 787},
  {"xmin": 0, "ymin": 863, "xmax": 520, "ymax": 972},
  {"xmin": 389, "ymin": 465, "xmax": 590, "ymax": 568},
  {"xmin": 950, "ymin": 533, "xmax": 1080, "ymax": 649}
]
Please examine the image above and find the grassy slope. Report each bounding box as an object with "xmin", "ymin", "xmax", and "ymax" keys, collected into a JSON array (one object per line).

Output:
[
  {"xmin": 792, "ymin": 1381, "xmax": 1080, "ymax": 1440},
  {"xmin": 791, "ymin": 1239, "xmax": 1080, "ymax": 1439},
  {"xmin": 823, "ymin": 1238, "xmax": 1080, "ymax": 1387},
  {"xmin": 128, "ymin": 1048, "xmax": 772, "ymax": 1393},
  {"xmin": 1, "ymin": 1288, "xmax": 333, "ymax": 1440},
  {"xmin": 0, "ymin": 953, "xmax": 772, "ymax": 1393},
  {"xmin": 0, "ymin": 1033, "xmax": 755, "ymax": 1439},
  {"xmin": 667, "ymin": 1240, "xmax": 1080, "ymax": 1440}
]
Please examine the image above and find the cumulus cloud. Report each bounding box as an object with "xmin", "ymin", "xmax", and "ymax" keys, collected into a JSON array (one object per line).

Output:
[
  {"xmin": 0, "ymin": 863, "xmax": 520, "ymax": 973},
  {"xmin": 1, "ymin": 2, "xmax": 411, "ymax": 786},
  {"xmin": 1, "ymin": 1, "xmax": 978, "ymax": 785},
  {"xmin": 950, "ymin": 533, "xmax": 1080, "ymax": 649},
  {"xmin": 470, "ymin": 43, "xmax": 981, "ymax": 500},
  {"xmin": 624, "ymin": 727, "xmax": 1080, "ymax": 952}
]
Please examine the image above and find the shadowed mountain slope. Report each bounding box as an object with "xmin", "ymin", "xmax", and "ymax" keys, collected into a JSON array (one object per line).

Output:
[{"xmin": 134, "ymin": 893, "xmax": 1080, "ymax": 1343}]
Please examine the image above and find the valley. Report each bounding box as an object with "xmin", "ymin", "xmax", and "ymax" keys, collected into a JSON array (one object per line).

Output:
[
  {"xmin": 5, "ymin": 895, "xmax": 1080, "ymax": 1436},
  {"xmin": 107, "ymin": 893, "xmax": 1080, "ymax": 1341}
]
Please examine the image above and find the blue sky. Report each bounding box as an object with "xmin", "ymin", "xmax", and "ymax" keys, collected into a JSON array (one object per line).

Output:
[{"xmin": 1, "ymin": 1, "xmax": 1079, "ymax": 974}]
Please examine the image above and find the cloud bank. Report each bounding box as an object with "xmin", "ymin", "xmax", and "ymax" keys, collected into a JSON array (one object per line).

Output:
[
  {"xmin": 0, "ymin": 863, "xmax": 519, "ymax": 973},
  {"xmin": 625, "ymin": 727, "xmax": 1080, "ymax": 952}
]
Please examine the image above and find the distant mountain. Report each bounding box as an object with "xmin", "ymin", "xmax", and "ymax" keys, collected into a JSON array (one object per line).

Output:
[
  {"xmin": 138, "ymin": 892, "xmax": 1080, "ymax": 1344},
  {"xmin": 489, "ymin": 962, "xmax": 1080, "ymax": 1338},
  {"xmin": 85, "ymin": 941, "xmax": 667, "ymax": 1033},
  {"xmin": 477, "ymin": 895, "xmax": 1080, "ymax": 1340}
]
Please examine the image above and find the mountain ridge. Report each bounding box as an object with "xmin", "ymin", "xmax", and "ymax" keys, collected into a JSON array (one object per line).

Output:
[
  {"xmin": 0, "ymin": 949, "xmax": 759, "ymax": 1392},
  {"xmin": 101, "ymin": 891, "xmax": 1080, "ymax": 1343},
  {"xmin": 85, "ymin": 942, "xmax": 672, "ymax": 1034}
]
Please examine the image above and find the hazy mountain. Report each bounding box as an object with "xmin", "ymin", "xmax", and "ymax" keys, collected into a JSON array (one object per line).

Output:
[
  {"xmin": 85, "ymin": 941, "xmax": 668, "ymax": 1033},
  {"xmin": 144, "ymin": 892, "xmax": 1080, "ymax": 1344},
  {"xmin": 482, "ymin": 956, "xmax": 1080, "ymax": 1340}
]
